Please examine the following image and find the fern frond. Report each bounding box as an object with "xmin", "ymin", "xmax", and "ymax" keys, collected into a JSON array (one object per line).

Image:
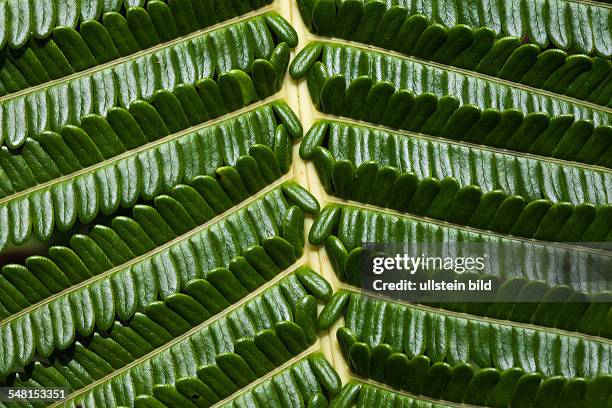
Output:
[
  {"xmin": 0, "ymin": 0, "xmax": 278, "ymax": 97},
  {"xmin": 0, "ymin": 12, "xmax": 296, "ymax": 149},
  {"xmin": 0, "ymin": 101, "xmax": 301, "ymax": 251},
  {"xmin": 334, "ymin": 376, "xmax": 612, "ymax": 408},
  {"xmin": 309, "ymin": 205, "xmax": 612, "ymax": 293},
  {"xmin": 335, "ymin": 381, "xmax": 457, "ymax": 408},
  {"xmin": 0, "ymin": 0, "xmax": 275, "ymax": 50},
  {"xmin": 291, "ymin": 41, "xmax": 612, "ymax": 126},
  {"xmin": 0, "ymin": 183, "xmax": 320, "ymax": 377},
  {"xmin": 295, "ymin": 0, "xmax": 612, "ymax": 108},
  {"xmin": 209, "ymin": 353, "xmax": 341, "ymax": 408},
  {"xmin": 291, "ymin": 43, "xmax": 612, "ymax": 167},
  {"xmin": 1, "ymin": 1, "xmax": 610, "ymax": 406},
  {"xmin": 296, "ymin": 0, "xmax": 612, "ymax": 58},
  {"xmin": 319, "ymin": 270, "xmax": 612, "ymax": 338},
  {"xmin": 301, "ymin": 120, "xmax": 612, "ymax": 242},
  {"xmin": 10, "ymin": 270, "xmax": 331, "ymax": 407},
  {"xmin": 301, "ymin": 120, "xmax": 612, "ymax": 204},
  {"xmin": 327, "ymin": 292, "xmax": 612, "ymax": 406}
]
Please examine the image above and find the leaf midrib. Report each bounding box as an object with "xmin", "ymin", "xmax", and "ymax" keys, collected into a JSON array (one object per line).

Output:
[
  {"xmin": 315, "ymin": 114, "xmax": 612, "ymax": 175},
  {"xmin": 0, "ymin": 6, "xmax": 275, "ymax": 105},
  {"xmin": 308, "ymin": 36, "xmax": 612, "ymax": 117},
  {"xmin": 0, "ymin": 96, "xmax": 282, "ymax": 207},
  {"xmin": 336, "ymin": 283, "xmax": 612, "ymax": 346},
  {"xmin": 0, "ymin": 173, "xmax": 293, "ymax": 327},
  {"xmin": 51, "ymin": 260, "xmax": 310, "ymax": 407}
]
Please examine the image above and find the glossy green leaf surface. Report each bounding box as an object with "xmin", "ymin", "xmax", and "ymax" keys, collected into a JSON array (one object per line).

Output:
[
  {"xmin": 296, "ymin": 0, "xmax": 612, "ymax": 58},
  {"xmin": 1, "ymin": 1, "xmax": 611, "ymax": 406},
  {"xmin": 0, "ymin": 101, "xmax": 300, "ymax": 251},
  {"xmin": 0, "ymin": 12, "xmax": 297, "ymax": 149},
  {"xmin": 10, "ymin": 271, "xmax": 330, "ymax": 407},
  {"xmin": 0, "ymin": 184, "xmax": 319, "ymax": 377},
  {"xmin": 332, "ymin": 292, "xmax": 612, "ymax": 406}
]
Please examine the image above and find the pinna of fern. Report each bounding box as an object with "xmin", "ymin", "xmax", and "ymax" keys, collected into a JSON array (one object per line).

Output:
[
  {"xmin": 0, "ymin": 12, "xmax": 301, "ymax": 252},
  {"xmin": 0, "ymin": 0, "xmax": 275, "ymax": 93},
  {"xmin": 0, "ymin": 182, "xmax": 320, "ymax": 379}
]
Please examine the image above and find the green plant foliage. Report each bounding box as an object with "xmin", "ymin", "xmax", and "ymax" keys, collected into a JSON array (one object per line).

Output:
[
  {"xmin": 0, "ymin": 0, "xmax": 277, "ymax": 97},
  {"xmin": 185, "ymin": 354, "xmax": 343, "ymax": 408},
  {"xmin": 0, "ymin": 0, "xmax": 275, "ymax": 50},
  {"xmin": 290, "ymin": 42, "xmax": 612, "ymax": 126},
  {"xmin": 310, "ymin": 204, "xmax": 612, "ymax": 294},
  {"xmin": 301, "ymin": 120, "xmax": 612, "ymax": 241},
  {"xmin": 0, "ymin": 4, "xmax": 330, "ymax": 406},
  {"xmin": 296, "ymin": 0, "xmax": 612, "ymax": 58},
  {"xmin": 333, "ymin": 381, "xmax": 456, "ymax": 408},
  {"xmin": 301, "ymin": 120, "xmax": 611, "ymax": 204},
  {"xmin": 0, "ymin": 12, "xmax": 297, "ymax": 149},
  {"xmin": 296, "ymin": 4, "xmax": 612, "ymax": 405},
  {"xmin": 0, "ymin": 184, "xmax": 321, "ymax": 377},
  {"xmin": 9, "ymin": 271, "xmax": 331, "ymax": 407},
  {"xmin": 332, "ymin": 376, "xmax": 612, "ymax": 408},
  {"xmin": 291, "ymin": 43, "xmax": 612, "ymax": 167},
  {"xmin": 331, "ymin": 292, "xmax": 612, "ymax": 406},
  {"xmin": 295, "ymin": 1, "xmax": 612, "ymax": 107},
  {"xmin": 1, "ymin": 1, "xmax": 611, "ymax": 406},
  {"xmin": 0, "ymin": 101, "xmax": 300, "ymax": 251}
]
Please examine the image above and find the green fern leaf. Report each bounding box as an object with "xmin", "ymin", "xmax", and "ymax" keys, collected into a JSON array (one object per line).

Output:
[
  {"xmin": 0, "ymin": 184, "xmax": 320, "ymax": 377},
  {"xmin": 296, "ymin": 0, "xmax": 612, "ymax": 58},
  {"xmin": 0, "ymin": 0, "xmax": 274, "ymax": 62},
  {"xmin": 0, "ymin": 1, "xmax": 610, "ymax": 406},
  {"xmin": 327, "ymin": 292, "xmax": 612, "ymax": 406},
  {"xmin": 292, "ymin": 42, "xmax": 612, "ymax": 124},
  {"xmin": 0, "ymin": 101, "xmax": 301, "ymax": 250},
  {"xmin": 0, "ymin": 12, "xmax": 296, "ymax": 149},
  {"xmin": 10, "ymin": 270, "xmax": 331, "ymax": 407},
  {"xmin": 301, "ymin": 120, "xmax": 612, "ymax": 241},
  {"xmin": 310, "ymin": 204, "xmax": 612, "ymax": 328}
]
